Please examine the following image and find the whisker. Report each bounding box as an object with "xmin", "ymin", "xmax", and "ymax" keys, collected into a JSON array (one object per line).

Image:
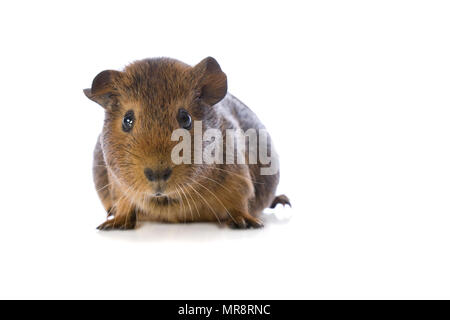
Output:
[
  {"xmin": 194, "ymin": 165, "xmax": 265, "ymax": 184},
  {"xmin": 187, "ymin": 177, "xmax": 236, "ymax": 223},
  {"xmin": 108, "ymin": 183, "xmax": 135, "ymax": 219},
  {"xmin": 96, "ymin": 182, "xmax": 113, "ymax": 193},
  {"xmin": 196, "ymin": 174, "xmax": 235, "ymax": 195},
  {"xmin": 174, "ymin": 185, "xmax": 187, "ymax": 224},
  {"xmin": 122, "ymin": 183, "xmax": 139, "ymax": 227},
  {"xmin": 177, "ymin": 183, "xmax": 201, "ymax": 219},
  {"xmin": 178, "ymin": 183, "xmax": 194, "ymax": 221},
  {"xmin": 185, "ymin": 182, "xmax": 221, "ymax": 224},
  {"xmin": 184, "ymin": 185, "xmax": 201, "ymax": 218}
]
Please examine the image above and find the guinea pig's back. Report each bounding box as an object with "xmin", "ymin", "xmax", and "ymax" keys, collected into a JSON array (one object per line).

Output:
[
  {"xmin": 219, "ymin": 94, "xmax": 266, "ymax": 132},
  {"xmin": 217, "ymin": 94, "xmax": 280, "ymax": 215}
]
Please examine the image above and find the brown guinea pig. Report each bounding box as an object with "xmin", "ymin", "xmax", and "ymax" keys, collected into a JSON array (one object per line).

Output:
[{"xmin": 84, "ymin": 57, "xmax": 290, "ymax": 230}]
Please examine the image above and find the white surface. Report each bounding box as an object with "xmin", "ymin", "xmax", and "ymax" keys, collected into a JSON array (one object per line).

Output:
[{"xmin": 1, "ymin": 0, "xmax": 450, "ymax": 299}]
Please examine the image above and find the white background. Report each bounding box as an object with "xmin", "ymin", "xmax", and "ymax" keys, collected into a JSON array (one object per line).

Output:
[{"xmin": 0, "ymin": 0, "xmax": 449, "ymax": 299}]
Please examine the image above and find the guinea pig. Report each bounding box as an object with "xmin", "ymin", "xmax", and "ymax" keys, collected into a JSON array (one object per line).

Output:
[{"xmin": 84, "ymin": 56, "xmax": 290, "ymax": 230}]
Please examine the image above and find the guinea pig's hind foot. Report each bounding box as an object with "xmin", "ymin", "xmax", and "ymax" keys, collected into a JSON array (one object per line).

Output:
[
  {"xmin": 270, "ymin": 194, "xmax": 291, "ymax": 208},
  {"xmin": 226, "ymin": 212, "xmax": 264, "ymax": 229},
  {"xmin": 97, "ymin": 212, "xmax": 137, "ymax": 231}
]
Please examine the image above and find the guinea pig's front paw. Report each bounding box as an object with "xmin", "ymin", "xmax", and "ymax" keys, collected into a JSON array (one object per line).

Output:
[
  {"xmin": 97, "ymin": 215, "xmax": 137, "ymax": 231},
  {"xmin": 97, "ymin": 218, "xmax": 136, "ymax": 230},
  {"xmin": 226, "ymin": 214, "xmax": 264, "ymax": 229}
]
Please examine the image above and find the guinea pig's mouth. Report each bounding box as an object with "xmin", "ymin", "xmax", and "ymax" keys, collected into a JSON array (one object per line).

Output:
[
  {"xmin": 145, "ymin": 192, "xmax": 179, "ymax": 206},
  {"xmin": 147, "ymin": 190, "xmax": 177, "ymax": 200},
  {"xmin": 149, "ymin": 192, "xmax": 170, "ymax": 199}
]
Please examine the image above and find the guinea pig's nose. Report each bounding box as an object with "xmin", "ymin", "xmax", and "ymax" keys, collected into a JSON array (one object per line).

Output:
[{"xmin": 144, "ymin": 168, "xmax": 172, "ymax": 182}]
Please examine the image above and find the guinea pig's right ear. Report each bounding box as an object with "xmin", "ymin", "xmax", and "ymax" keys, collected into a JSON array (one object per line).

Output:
[
  {"xmin": 83, "ymin": 70, "xmax": 121, "ymax": 108},
  {"xmin": 192, "ymin": 57, "xmax": 227, "ymax": 106}
]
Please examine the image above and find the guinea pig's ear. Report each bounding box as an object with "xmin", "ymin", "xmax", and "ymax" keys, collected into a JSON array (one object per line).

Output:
[
  {"xmin": 83, "ymin": 70, "xmax": 121, "ymax": 108},
  {"xmin": 193, "ymin": 57, "xmax": 227, "ymax": 106}
]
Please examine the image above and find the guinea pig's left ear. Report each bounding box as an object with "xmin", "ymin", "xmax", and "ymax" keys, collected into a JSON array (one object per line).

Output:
[
  {"xmin": 193, "ymin": 57, "xmax": 227, "ymax": 106},
  {"xmin": 83, "ymin": 70, "xmax": 122, "ymax": 108}
]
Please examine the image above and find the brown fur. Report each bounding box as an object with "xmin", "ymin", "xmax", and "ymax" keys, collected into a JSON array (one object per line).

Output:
[{"xmin": 84, "ymin": 57, "xmax": 289, "ymax": 230}]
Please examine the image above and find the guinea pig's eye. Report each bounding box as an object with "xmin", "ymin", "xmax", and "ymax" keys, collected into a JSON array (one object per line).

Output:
[
  {"xmin": 122, "ymin": 110, "xmax": 135, "ymax": 132},
  {"xmin": 177, "ymin": 108, "xmax": 192, "ymax": 130}
]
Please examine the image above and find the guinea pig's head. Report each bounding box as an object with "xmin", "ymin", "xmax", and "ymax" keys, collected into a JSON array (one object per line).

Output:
[{"xmin": 84, "ymin": 57, "xmax": 227, "ymax": 199}]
